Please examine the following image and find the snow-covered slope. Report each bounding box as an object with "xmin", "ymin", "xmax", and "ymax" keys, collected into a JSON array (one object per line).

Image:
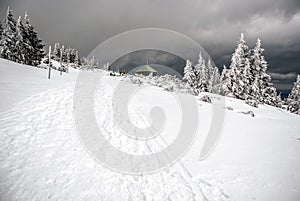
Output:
[
  {"xmin": 0, "ymin": 59, "xmax": 79, "ymax": 112},
  {"xmin": 0, "ymin": 59, "xmax": 299, "ymax": 201}
]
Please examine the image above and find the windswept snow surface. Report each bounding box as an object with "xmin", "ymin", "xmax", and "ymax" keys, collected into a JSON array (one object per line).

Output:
[{"xmin": 0, "ymin": 58, "xmax": 299, "ymax": 201}]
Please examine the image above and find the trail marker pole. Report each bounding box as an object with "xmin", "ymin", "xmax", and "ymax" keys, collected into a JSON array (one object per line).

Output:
[{"xmin": 48, "ymin": 46, "xmax": 51, "ymax": 79}]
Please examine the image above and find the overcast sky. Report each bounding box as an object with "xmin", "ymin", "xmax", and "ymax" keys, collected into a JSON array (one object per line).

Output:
[{"xmin": 0, "ymin": 0, "xmax": 299, "ymax": 93}]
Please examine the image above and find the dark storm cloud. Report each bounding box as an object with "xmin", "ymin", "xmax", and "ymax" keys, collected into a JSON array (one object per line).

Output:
[
  {"xmin": 111, "ymin": 49, "xmax": 186, "ymax": 74},
  {"xmin": 269, "ymin": 72, "xmax": 298, "ymax": 92},
  {"xmin": 0, "ymin": 0, "xmax": 299, "ymax": 92}
]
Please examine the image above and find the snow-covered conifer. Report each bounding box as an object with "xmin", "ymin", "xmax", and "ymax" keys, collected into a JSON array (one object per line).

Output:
[
  {"xmin": 66, "ymin": 47, "xmax": 71, "ymax": 64},
  {"xmin": 227, "ymin": 33, "xmax": 250, "ymax": 99},
  {"xmin": 210, "ymin": 66, "xmax": 221, "ymax": 93},
  {"xmin": 0, "ymin": 21, "xmax": 3, "ymax": 40},
  {"xmin": 103, "ymin": 62, "xmax": 110, "ymax": 71},
  {"xmin": 53, "ymin": 42, "xmax": 60, "ymax": 60},
  {"xmin": 23, "ymin": 11, "xmax": 45, "ymax": 66},
  {"xmin": 183, "ymin": 59, "xmax": 197, "ymax": 94},
  {"xmin": 15, "ymin": 16, "xmax": 26, "ymax": 64},
  {"xmin": 194, "ymin": 53, "xmax": 209, "ymax": 93},
  {"xmin": 0, "ymin": 7, "xmax": 17, "ymax": 61},
  {"xmin": 243, "ymin": 57, "xmax": 254, "ymax": 100},
  {"xmin": 286, "ymin": 75, "xmax": 300, "ymax": 114},
  {"xmin": 207, "ymin": 60, "xmax": 218, "ymax": 93},
  {"xmin": 207, "ymin": 59, "xmax": 214, "ymax": 80},
  {"xmin": 74, "ymin": 50, "xmax": 79, "ymax": 67},
  {"xmin": 198, "ymin": 59, "xmax": 209, "ymax": 92},
  {"xmin": 252, "ymin": 38, "xmax": 278, "ymax": 105},
  {"xmin": 220, "ymin": 65, "xmax": 230, "ymax": 95},
  {"xmin": 61, "ymin": 45, "xmax": 65, "ymax": 62}
]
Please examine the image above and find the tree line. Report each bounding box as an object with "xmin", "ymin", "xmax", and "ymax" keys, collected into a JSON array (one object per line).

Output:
[
  {"xmin": 0, "ymin": 7, "xmax": 97, "ymax": 70},
  {"xmin": 50, "ymin": 42, "xmax": 98, "ymax": 70},
  {"xmin": 183, "ymin": 33, "xmax": 299, "ymax": 114},
  {"xmin": 0, "ymin": 7, "xmax": 45, "ymax": 66}
]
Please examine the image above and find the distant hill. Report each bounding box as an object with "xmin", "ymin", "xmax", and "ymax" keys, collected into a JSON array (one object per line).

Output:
[
  {"xmin": 129, "ymin": 64, "xmax": 183, "ymax": 78},
  {"xmin": 110, "ymin": 49, "xmax": 186, "ymax": 76}
]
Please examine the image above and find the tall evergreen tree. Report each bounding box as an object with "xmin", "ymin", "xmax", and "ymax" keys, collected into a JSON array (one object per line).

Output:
[
  {"xmin": 183, "ymin": 59, "xmax": 197, "ymax": 94},
  {"xmin": 23, "ymin": 11, "xmax": 45, "ymax": 66},
  {"xmin": 207, "ymin": 59, "xmax": 214, "ymax": 80},
  {"xmin": 194, "ymin": 52, "xmax": 203, "ymax": 81},
  {"xmin": 0, "ymin": 7, "xmax": 17, "ymax": 61},
  {"xmin": 0, "ymin": 21, "xmax": 3, "ymax": 40},
  {"xmin": 220, "ymin": 65, "xmax": 230, "ymax": 95},
  {"xmin": 199, "ymin": 59, "xmax": 209, "ymax": 92},
  {"xmin": 53, "ymin": 42, "xmax": 61, "ymax": 60},
  {"xmin": 286, "ymin": 75, "xmax": 300, "ymax": 114},
  {"xmin": 74, "ymin": 50, "xmax": 79, "ymax": 67},
  {"xmin": 207, "ymin": 60, "xmax": 216, "ymax": 93},
  {"xmin": 15, "ymin": 16, "xmax": 27, "ymax": 64},
  {"xmin": 227, "ymin": 33, "xmax": 250, "ymax": 99},
  {"xmin": 252, "ymin": 38, "xmax": 277, "ymax": 106},
  {"xmin": 0, "ymin": 21, "xmax": 3, "ymax": 52},
  {"xmin": 243, "ymin": 57, "xmax": 257, "ymax": 101},
  {"xmin": 194, "ymin": 53, "xmax": 209, "ymax": 93},
  {"xmin": 210, "ymin": 66, "xmax": 221, "ymax": 94}
]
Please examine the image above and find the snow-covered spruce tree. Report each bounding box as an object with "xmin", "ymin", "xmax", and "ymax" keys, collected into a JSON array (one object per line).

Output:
[
  {"xmin": 194, "ymin": 53, "xmax": 209, "ymax": 93},
  {"xmin": 286, "ymin": 75, "xmax": 300, "ymax": 114},
  {"xmin": 0, "ymin": 7, "xmax": 17, "ymax": 61},
  {"xmin": 251, "ymin": 38, "xmax": 278, "ymax": 106},
  {"xmin": 207, "ymin": 59, "xmax": 213, "ymax": 92},
  {"xmin": 220, "ymin": 65, "xmax": 230, "ymax": 95},
  {"xmin": 226, "ymin": 33, "xmax": 251, "ymax": 99},
  {"xmin": 23, "ymin": 12, "xmax": 45, "ymax": 66},
  {"xmin": 70, "ymin": 48, "xmax": 76, "ymax": 63},
  {"xmin": 199, "ymin": 60, "xmax": 209, "ymax": 92},
  {"xmin": 183, "ymin": 59, "xmax": 197, "ymax": 94},
  {"xmin": 243, "ymin": 57, "xmax": 260, "ymax": 107},
  {"xmin": 53, "ymin": 42, "xmax": 61, "ymax": 60},
  {"xmin": 0, "ymin": 21, "xmax": 3, "ymax": 40},
  {"xmin": 275, "ymin": 93, "xmax": 283, "ymax": 109},
  {"xmin": 210, "ymin": 66, "xmax": 221, "ymax": 94},
  {"xmin": 103, "ymin": 62, "xmax": 110, "ymax": 71},
  {"xmin": 74, "ymin": 50, "xmax": 79, "ymax": 67},
  {"xmin": 66, "ymin": 47, "xmax": 71, "ymax": 65},
  {"xmin": 61, "ymin": 45, "xmax": 65, "ymax": 62},
  {"xmin": 15, "ymin": 16, "xmax": 26, "ymax": 64},
  {"xmin": 207, "ymin": 60, "xmax": 220, "ymax": 93}
]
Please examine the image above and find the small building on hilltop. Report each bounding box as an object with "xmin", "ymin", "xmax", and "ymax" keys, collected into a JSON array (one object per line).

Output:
[{"xmin": 133, "ymin": 65, "xmax": 158, "ymax": 76}]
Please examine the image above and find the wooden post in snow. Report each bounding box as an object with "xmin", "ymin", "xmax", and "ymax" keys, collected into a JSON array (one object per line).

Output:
[
  {"xmin": 60, "ymin": 48, "xmax": 63, "ymax": 76},
  {"xmin": 48, "ymin": 46, "xmax": 51, "ymax": 79}
]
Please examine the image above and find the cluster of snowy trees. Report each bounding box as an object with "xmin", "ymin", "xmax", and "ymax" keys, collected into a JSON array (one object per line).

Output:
[
  {"xmin": 0, "ymin": 7, "xmax": 45, "ymax": 66},
  {"xmin": 128, "ymin": 73, "xmax": 192, "ymax": 94},
  {"xmin": 80, "ymin": 56, "xmax": 99, "ymax": 70},
  {"xmin": 184, "ymin": 33, "xmax": 282, "ymax": 108},
  {"xmin": 49, "ymin": 42, "xmax": 98, "ymax": 70},
  {"xmin": 221, "ymin": 34, "xmax": 281, "ymax": 107},
  {"xmin": 52, "ymin": 42, "xmax": 80, "ymax": 66},
  {"xmin": 183, "ymin": 53, "xmax": 221, "ymax": 95}
]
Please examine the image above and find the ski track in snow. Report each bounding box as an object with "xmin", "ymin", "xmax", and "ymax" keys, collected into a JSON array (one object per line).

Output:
[{"xmin": 0, "ymin": 77, "xmax": 230, "ymax": 201}]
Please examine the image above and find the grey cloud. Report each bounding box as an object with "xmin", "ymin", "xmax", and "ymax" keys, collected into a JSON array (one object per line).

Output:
[{"xmin": 269, "ymin": 72, "xmax": 298, "ymax": 81}]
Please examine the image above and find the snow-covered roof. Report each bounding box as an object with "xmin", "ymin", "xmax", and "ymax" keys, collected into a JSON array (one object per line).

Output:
[{"xmin": 134, "ymin": 65, "xmax": 158, "ymax": 73}]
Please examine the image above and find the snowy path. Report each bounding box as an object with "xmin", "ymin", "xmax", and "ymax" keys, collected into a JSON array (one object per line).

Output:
[{"xmin": 0, "ymin": 75, "xmax": 230, "ymax": 201}]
